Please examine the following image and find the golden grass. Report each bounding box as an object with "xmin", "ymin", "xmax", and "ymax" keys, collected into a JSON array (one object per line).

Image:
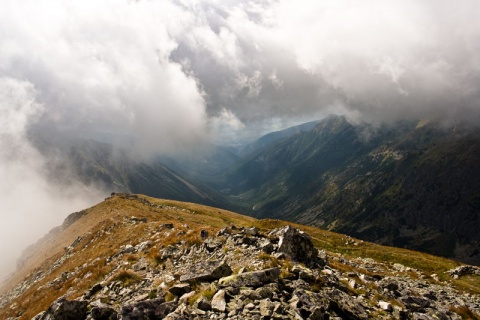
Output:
[
  {"xmin": 449, "ymin": 306, "xmax": 480, "ymax": 320},
  {"xmin": 1, "ymin": 194, "xmax": 478, "ymax": 319},
  {"xmin": 110, "ymin": 270, "xmax": 142, "ymax": 287}
]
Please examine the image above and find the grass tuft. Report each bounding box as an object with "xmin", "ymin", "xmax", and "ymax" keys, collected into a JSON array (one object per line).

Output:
[{"xmin": 110, "ymin": 270, "xmax": 142, "ymax": 287}]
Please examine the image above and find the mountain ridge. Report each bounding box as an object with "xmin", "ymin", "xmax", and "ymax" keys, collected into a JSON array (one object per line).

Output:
[
  {"xmin": 1, "ymin": 194, "xmax": 479, "ymax": 319},
  {"xmin": 33, "ymin": 115, "xmax": 480, "ymax": 265},
  {"xmin": 219, "ymin": 116, "xmax": 480, "ymax": 264}
]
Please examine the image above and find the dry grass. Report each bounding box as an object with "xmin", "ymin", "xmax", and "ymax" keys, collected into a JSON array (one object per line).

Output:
[
  {"xmin": 110, "ymin": 270, "xmax": 142, "ymax": 287},
  {"xmin": 187, "ymin": 283, "xmax": 217, "ymax": 305},
  {"xmin": 1, "ymin": 194, "xmax": 479, "ymax": 319},
  {"xmin": 0, "ymin": 194, "xmax": 257, "ymax": 319},
  {"xmin": 449, "ymin": 306, "xmax": 480, "ymax": 320}
]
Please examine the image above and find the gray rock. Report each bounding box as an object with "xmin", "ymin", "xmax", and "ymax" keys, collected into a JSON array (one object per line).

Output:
[
  {"xmin": 179, "ymin": 291, "xmax": 196, "ymax": 304},
  {"xmin": 194, "ymin": 296, "xmax": 212, "ymax": 311},
  {"xmin": 120, "ymin": 299, "xmax": 176, "ymax": 320},
  {"xmin": 31, "ymin": 312, "xmax": 45, "ymax": 320},
  {"xmin": 90, "ymin": 305, "xmax": 118, "ymax": 320},
  {"xmin": 378, "ymin": 300, "xmax": 393, "ymax": 312},
  {"xmin": 401, "ymin": 296, "xmax": 430, "ymax": 312},
  {"xmin": 245, "ymin": 227, "xmax": 259, "ymax": 236},
  {"xmin": 200, "ymin": 229, "xmax": 209, "ymax": 239},
  {"xmin": 274, "ymin": 226, "xmax": 325, "ymax": 267},
  {"xmin": 446, "ymin": 265, "xmax": 480, "ymax": 278},
  {"xmin": 216, "ymin": 227, "xmax": 231, "ymax": 236},
  {"xmin": 39, "ymin": 297, "xmax": 88, "ymax": 320},
  {"xmin": 180, "ymin": 261, "xmax": 232, "ymax": 283},
  {"xmin": 211, "ymin": 289, "xmax": 227, "ymax": 312},
  {"xmin": 203, "ymin": 238, "xmax": 224, "ymax": 252},
  {"xmin": 83, "ymin": 283, "xmax": 103, "ymax": 299},
  {"xmin": 259, "ymin": 299, "xmax": 274, "ymax": 317},
  {"xmin": 219, "ymin": 268, "xmax": 280, "ymax": 288},
  {"xmin": 327, "ymin": 289, "xmax": 369, "ymax": 320},
  {"xmin": 161, "ymin": 245, "xmax": 180, "ymax": 260},
  {"xmin": 168, "ymin": 283, "xmax": 191, "ymax": 296},
  {"xmin": 289, "ymin": 289, "xmax": 329, "ymax": 318},
  {"xmin": 260, "ymin": 241, "xmax": 274, "ymax": 254}
]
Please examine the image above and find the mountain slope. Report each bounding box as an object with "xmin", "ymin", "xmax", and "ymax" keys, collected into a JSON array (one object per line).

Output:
[
  {"xmin": 239, "ymin": 120, "xmax": 321, "ymax": 156},
  {"xmin": 222, "ymin": 116, "xmax": 480, "ymax": 264},
  {"xmin": 1, "ymin": 194, "xmax": 479, "ymax": 319}
]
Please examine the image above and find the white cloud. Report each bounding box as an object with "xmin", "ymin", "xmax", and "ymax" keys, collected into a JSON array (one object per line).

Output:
[
  {"xmin": 0, "ymin": 0, "xmax": 209, "ymax": 156},
  {"xmin": 0, "ymin": 78, "xmax": 102, "ymax": 279}
]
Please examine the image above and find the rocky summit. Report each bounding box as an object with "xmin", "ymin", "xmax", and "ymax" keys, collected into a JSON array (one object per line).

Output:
[{"xmin": 1, "ymin": 194, "xmax": 479, "ymax": 319}]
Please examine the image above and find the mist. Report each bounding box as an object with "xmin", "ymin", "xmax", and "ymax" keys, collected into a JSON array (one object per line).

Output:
[{"xmin": 1, "ymin": 0, "xmax": 480, "ymax": 279}]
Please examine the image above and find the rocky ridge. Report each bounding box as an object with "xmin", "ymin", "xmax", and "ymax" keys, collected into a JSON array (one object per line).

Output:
[{"xmin": 1, "ymin": 194, "xmax": 479, "ymax": 320}]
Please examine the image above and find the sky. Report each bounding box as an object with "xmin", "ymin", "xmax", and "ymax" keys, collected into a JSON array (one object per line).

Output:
[{"xmin": 1, "ymin": 0, "xmax": 480, "ymax": 279}]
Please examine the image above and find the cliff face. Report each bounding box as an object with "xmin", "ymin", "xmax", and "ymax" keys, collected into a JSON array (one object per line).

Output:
[{"xmin": 1, "ymin": 194, "xmax": 479, "ymax": 319}]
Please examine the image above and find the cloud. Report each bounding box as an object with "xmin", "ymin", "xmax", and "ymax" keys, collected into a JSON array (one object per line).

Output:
[
  {"xmin": 0, "ymin": 0, "xmax": 209, "ymax": 156},
  {"xmin": 0, "ymin": 0, "xmax": 208, "ymax": 279},
  {"xmin": 0, "ymin": 77, "xmax": 102, "ymax": 279},
  {"xmin": 170, "ymin": 0, "xmax": 480, "ymax": 125}
]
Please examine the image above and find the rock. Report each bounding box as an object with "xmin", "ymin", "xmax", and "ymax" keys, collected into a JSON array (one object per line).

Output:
[
  {"xmin": 255, "ymin": 285, "xmax": 276, "ymax": 300},
  {"xmin": 120, "ymin": 299, "xmax": 176, "ymax": 319},
  {"xmin": 32, "ymin": 312, "xmax": 45, "ymax": 320},
  {"xmin": 119, "ymin": 244, "xmax": 136, "ymax": 255},
  {"xmin": 292, "ymin": 264, "xmax": 315, "ymax": 282},
  {"xmin": 10, "ymin": 215, "xmax": 480, "ymax": 320},
  {"xmin": 219, "ymin": 268, "xmax": 280, "ymax": 288},
  {"xmin": 327, "ymin": 289, "xmax": 369, "ymax": 320},
  {"xmin": 446, "ymin": 265, "xmax": 480, "ymax": 278},
  {"xmin": 401, "ymin": 296, "xmax": 430, "ymax": 312},
  {"xmin": 309, "ymin": 306, "xmax": 327, "ymax": 320},
  {"xmin": 84, "ymin": 283, "xmax": 103, "ymax": 299},
  {"xmin": 259, "ymin": 299, "xmax": 274, "ymax": 316},
  {"xmin": 161, "ymin": 245, "xmax": 180, "ymax": 260},
  {"xmin": 274, "ymin": 226, "xmax": 325, "ymax": 267},
  {"xmin": 161, "ymin": 223, "xmax": 174, "ymax": 229},
  {"xmin": 90, "ymin": 305, "xmax": 118, "ymax": 320},
  {"xmin": 135, "ymin": 241, "xmax": 151, "ymax": 252},
  {"xmin": 200, "ymin": 229, "xmax": 209, "ymax": 239},
  {"xmin": 216, "ymin": 227, "xmax": 231, "ymax": 236},
  {"xmin": 259, "ymin": 240, "xmax": 274, "ymax": 254},
  {"xmin": 194, "ymin": 296, "xmax": 211, "ymax": 311},
  {"xmin": 39, "ymin": 297, "xmax": 88, "ymax": 320},
  {"xmin": 180, "ymin": 261, "xmax": 232, "ymax": 283},
  {"xmin": 203, "ymin": 238, "xmax": 224, "ymax": 252},
  {"xmin": 348, "ymin": 279, "xmax": 357, "ymax": 289},
  {"xmin": 169, "ymin": 283, "xmax": 191, "ymax": 296},
  {"xmin": 245, "ymin": 227, "xmax": 259, "ymax": 236},
  {"xmin": 289, "ymin": 289, "xmax": 329, "ymax": 318},
  {"xmin": 179, "ymin": 291, "xmax": 196, "ymax": 304},
  {"xmin": 378, "ymin": 300, "xmax": 393, "ymax": 312},
  {"xmin": 211, "ymin": 289, "xmax": 227, "ymax": 312}
]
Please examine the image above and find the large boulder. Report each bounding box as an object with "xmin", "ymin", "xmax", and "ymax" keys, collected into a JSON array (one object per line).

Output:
[
  {"xmin": 39, "ymin": 297, "xmax": 88, "ymax": 320},
  {"xmin": 273, "ymin": 226, "xmax": 326, "ymax": 267},
  {"xmin": 90, "ymin": 305, "xmax": 118, "ymax": 320},
  {"xmin": 327, "ymin": 289, "xmax": 369, "ymax": 320},
  {"xmin": 289, "ymin": 289, "xmax": 329, "ymax": 319},
  {"xmin": 120, "ymin": 299, "xmax": 176, "ymax": 320}
]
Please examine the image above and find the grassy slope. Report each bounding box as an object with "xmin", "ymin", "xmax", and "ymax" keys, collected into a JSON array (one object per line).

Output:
[{"xmin": 0, "ymin": 195, "xmax": 477, "ymax": 319}]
